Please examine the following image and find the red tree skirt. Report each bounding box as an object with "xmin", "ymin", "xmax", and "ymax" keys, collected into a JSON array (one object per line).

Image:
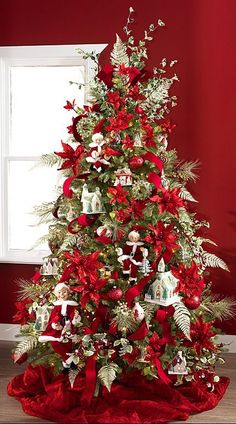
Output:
[{"xmin": 7, "ymin": 365, "xmax": 229, "ymax": 423}]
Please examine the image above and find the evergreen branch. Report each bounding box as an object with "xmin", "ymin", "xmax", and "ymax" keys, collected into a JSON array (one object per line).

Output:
[
  {"xmin": 200, "ymin": 296, "xmax": 236, "ymax": 321},
  {"xmin": 33, "ymin": 153, "xmax": 60, "ymax": 168},
  {"xmin": 175, "ymin": 160, "xmax": 200, "ymax": 182},
  {"xmin": 14, "ymin": 336, "xmax": 38, "ymax": 361}
]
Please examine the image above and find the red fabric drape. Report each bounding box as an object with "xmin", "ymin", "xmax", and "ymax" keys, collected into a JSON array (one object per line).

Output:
[{"xmin": 7, "ymin": 365, "xmax": 229, "ymax": 423}]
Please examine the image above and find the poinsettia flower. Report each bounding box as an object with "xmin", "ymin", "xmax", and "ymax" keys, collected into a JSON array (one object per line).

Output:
[
  {"xmin": 161, "ymin": 118, "xmax": 176, "ymax": 134},
  {"xmin": 150, "ymin": 187, "xmax": 184, "ymax": 216},
  {"xmin": 97, "ymin": 64, "xmax": 115, "ymax": 88},
  {"xmin": 12, "ymin": 298, "xmax": 34, "ymax": 324},
  {"xmin": 121, "ymin": 134, "xmax": 134, "ymax": 149},
  {"xmin": 107, "ymin": 184, "xmax": 128, "ymax": 204},
  {"xmin": 54, "ymin": 141, "xmax": 84, "ymax": 176},
  {"xmin": 184, "ymin": 317, "xmax": 217, "ymax": 354},
  {"xmin": 127, "ymin": 85, "xmax": 146, "ymax": 101},
  {"xmin": 130, "ymin": 199, "xmax": 146, "ymax": 219},
  {"xmin": 145, "ymin": 332, "xmax": 166, "ymax": 360},
  {"xmin": 113, "ymin": 208, "xmax": 131, "ymax": 223},
  {"xmin": 72, "ymin": 277, "xmax": 107, "ymax": 308},
  {"xmin": 118, "ymin": 64, "xmax": 141, "ymax": 84},
  {"xmin": 107, "ymin": 91, "xmax": 125, "ymax": 109},
  {"xmin": 63, "ymin": 99, "xmax": 76, "ymax": 110},
  {"xmin": 171, "ymin": 261, "xmax": 205, "ymax": 299},
  {"xmin": 102, "ymin": 145, "xmax": 121, "ymax": 156},
  {"xmin": 140, "ymin": 116, "xmax": 156, "ymax": 147},
  {"xmin": 144, "ymin": 222, "xmax": 179, "ymax": 261},
  {"xmin": 93, "ymin": 118, "xmax": 106, "ymax": 134},
  {"xmin": 60, "ymin": 249, "xmax": 103, "ymax": 284},
  {"xmin": 105, "ymin": 109, "xmax": 134, "ymax": 132},
  {"xmin": 123, "ymin": 346, "xmax": 141, "ymax": 365}
]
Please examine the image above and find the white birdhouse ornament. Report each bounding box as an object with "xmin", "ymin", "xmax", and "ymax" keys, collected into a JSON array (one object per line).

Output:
[
  {"xmin": 114, "ymin": 168, "xmax": 133, "ymax": 187},
  {"xmin": 145, "ymin": 258, "xmax": 181, "ymax": 306},
  {"xmin": 81, "ymin": 184, "xmax": 105, "ymax": 214},
  {"xmin": 168, "ymin": 351, "xmax": 188, "ymax": 375}
]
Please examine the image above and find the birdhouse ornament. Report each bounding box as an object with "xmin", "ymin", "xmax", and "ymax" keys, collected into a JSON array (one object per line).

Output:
[
  {"xmin": 81, "ymin": 184, "xmax": 105, "ymax": 214},
  {"xmin": 168, "ymin": 351, "xmax": 188, "ymax": 375},
  {"xmin": 114, "ymin": 168, "xmax": 133, "ymax": 186},
  {"xmin": 145, "ymin": 258, "xmax": 180, "ymax": 306}
]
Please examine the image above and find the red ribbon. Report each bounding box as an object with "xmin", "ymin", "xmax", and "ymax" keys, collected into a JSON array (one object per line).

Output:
[
  {"xmin": 63, "ymin": 177, "xmax": 75, "ymax": 198},
  {"xmin": 125, "ymin": 273, "xmax": 155, "ymax": 307},
  {"xmin": 32, "ymin": 272, "xmax": 41, "ymax": 283},
  {"xmin": 147, "ymin": 171, "xmax": 162, "ymax": 190},
  {"xmin": 96, "ymin": 235, "xmax": 112, "ymax": 245},
  {"xmin": 81, "ymin": 354, "xmax": 97, "ymax": 404},
  {"xmin": 128, "ymin": 320, "xmax": 149, "ymax": 341},
  {"xmin": 142, "ymin": 152, "xmax": 163, "ymax": 173},
  {"xmin": 153, "ymin": 356, "xmax": 171, "ymax": 384}
]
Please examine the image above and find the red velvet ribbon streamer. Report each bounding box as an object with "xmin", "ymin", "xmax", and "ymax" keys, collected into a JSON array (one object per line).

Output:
[
  {"xmin": 81, "ymin": 354, "xmax": 97, "ymax": 404},
  {"xmin": 142, "ymin": 152, "xmax": 163, "ymax": 173},
  {"xmin": 32, "ymin": 272, "xmax": 41, "ymax": 283},
  {"xmin": 128, "ymin": 320, "xmax": 149, "ymax": 341},
  {"xmin": 153, "ymin": 356, "xmax": 171, "ymax": 384},
  {"xmin": 147, "ymin": 171, "xmax": 162, "ymax": 190},
  {"xmin": 62, "ymin": 177, "xmax": 75, "ymax": 198},
  {"xmin": 96, "ymin": 235, "xmax": 112, "ymax": 245},
  {"xmin": 125, "ymin": 273, "xmax": 155, "ymax": 307},
  {"xmin": 67, "ymin": 214, "xmax": 98, "ymax": 233}
]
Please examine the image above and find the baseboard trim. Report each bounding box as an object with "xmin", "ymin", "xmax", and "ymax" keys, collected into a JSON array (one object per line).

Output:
[{"xmin": 0, "ymin": 324, "xmax": 236, "ymax": 352}]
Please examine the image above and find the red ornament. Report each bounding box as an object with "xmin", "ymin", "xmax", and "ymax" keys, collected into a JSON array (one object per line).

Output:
[
  {"xmin": 184, "ymin": 295, "xmax": 201, "ymax": 310},
  {"xmin": 108, "ymin": 287, "xmax": 123, "ymax": 301},
  {"xmin": 128, "ymin": 156, "xmax": 144, "ymax": 170}
]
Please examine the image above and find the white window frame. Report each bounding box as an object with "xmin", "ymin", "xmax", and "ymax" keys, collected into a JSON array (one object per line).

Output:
[{"xmin": 0, "ymin": 43, "xmax": 107, "ymax": 264}]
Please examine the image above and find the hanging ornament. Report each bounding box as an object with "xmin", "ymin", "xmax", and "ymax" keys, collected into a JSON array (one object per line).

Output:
[
  {"xmin": 128, "ymin": 156, "xmax": 144, "ymax": 170},
  {"xmin": 81, "ymin": 184, "xmax": 106, "ymax": 214},
  {"xmin": 168, "ymin": 351, "xmax": 188, "ymax": 375},
  {"xmin": 108, "ymin": 287, "xmax": 123, "ymax": 301},
  {"xmin": 34, "ymin": 304, "xmax": 53, "ymax": 332},
  {"xmin": 117, "ymin": 230, "xmax": 148, "ymax": 283},
  {"xmin": 145, "ymin": 258, "xmax": 180, "ymax": 306},
  {"xmin": 96, "ymin": 225, "xmax": 113, "ymax": 238},
  {"xmin": 114, "ymin": 167, "xmax": 133, "ymax": 186},
  {"xmin": 132, "ymin": 302, "xmax": 145, "ymax": 321},
  {"xmin": 184, "ymin": 295, "xmax": 201, "ymax": 310},
  {"xmin": 66, "ymin": 206, "xmax": 76, "ymax": 222},
  {"xmin": 138, "ymin": 248, "xmax": 152, "ymax": 276},
  {"xmin": 133, "ymin": 134, "xmax": 143, "ymax": 147},
  {"xmin": 161, "ymin": 170, "xmax": 169, "ymax": 189},
  {"xmin": 40, "ymin": 258, "xmax": 58, "ymax": 276}
]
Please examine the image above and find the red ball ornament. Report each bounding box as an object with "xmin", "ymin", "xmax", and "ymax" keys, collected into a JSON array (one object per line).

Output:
[
  {"xmin": 108, "ymin": 287, "xmax": 123, "ymax": 301},
  {"xmin": 184, "ymin": 295, "xmax": 201, "ymax": 310},
  {"xmin": 128, "ymin": 155, "xmax": 144, "ymax": 170}
]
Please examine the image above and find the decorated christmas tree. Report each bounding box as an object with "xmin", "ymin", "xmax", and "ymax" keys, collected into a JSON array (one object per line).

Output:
[{"xmin": 8, "ymin": 9, "xmax": 235, "ymax": 423}]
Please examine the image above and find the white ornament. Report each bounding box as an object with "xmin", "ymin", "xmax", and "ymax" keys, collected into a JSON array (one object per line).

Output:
[
  {"xmin": 96, "ymin": 225, "xmax": 112, "ymax": 238},
  {"xmin": 134, "ymin": 134, "xmax": 143, "ymax": 147},
  {"xmin": 168, "ymin": 351, "xmax": 188, "ymax": 375},
  {"xmin": 40, "ymin": 258, "xmax": 58, "ymax": 276},
  {"xmin": 114, "ymin": 168, "xmax": 133, "ymax": 186},
  {"xmin": 132, "ymin": 302, "xmax": 145, "ymax": 321},
  {"xmin": 81, "ymin": 184, "xmax": 105, "ymax": 214},
  {"xmin": 34, "ymin": 305, "xmax": 53, "ymax": 332},
  {"xmin": 145, "ymin": 258, "xmax": 181, "ymax": 306}
]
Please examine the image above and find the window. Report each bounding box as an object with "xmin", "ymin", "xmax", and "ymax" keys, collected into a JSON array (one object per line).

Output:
[{"xmin": 0, "ymin": 44, "xmax": 107, "ymax": 263}]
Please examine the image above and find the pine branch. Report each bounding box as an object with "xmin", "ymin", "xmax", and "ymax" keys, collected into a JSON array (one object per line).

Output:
[
  {"xmin": 175, "ymin": 160, "xmax": 200, "ymax": 182},
  {"xmin": 200, "ymin": 296, "xmax": 236, "ymax": 321},
  {"xmin": 34, "ymin": 153, "xmax": 60, "ymax": 168}
]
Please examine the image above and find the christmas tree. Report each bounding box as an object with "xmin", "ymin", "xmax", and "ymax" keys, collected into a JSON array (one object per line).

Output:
[{"xmin": 8, "ymin": 9, "xmax": 235, "ymax": 423}]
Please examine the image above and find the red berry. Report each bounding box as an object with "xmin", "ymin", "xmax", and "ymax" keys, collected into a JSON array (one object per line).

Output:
[
  {"xmin": 128, "ymin": 156, "xmax": 144, "ymax": 170},
  {"xmin": 108, "ymin": 288, "xmax": 123, "ymax": 300}
]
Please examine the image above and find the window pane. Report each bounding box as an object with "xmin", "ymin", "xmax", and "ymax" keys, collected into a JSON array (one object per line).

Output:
[
  {"xmin": 10, "ymin": 66, "xmax": 84, "ymax": 156},
  {"xmin": 8, "ymin": 161, "xmax": 59, "ymax": 250}
]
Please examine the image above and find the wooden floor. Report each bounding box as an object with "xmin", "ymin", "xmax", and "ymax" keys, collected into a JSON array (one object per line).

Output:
[{"xmin": 0, "ymin": 341, "xmax": 236, "ymax": 423}]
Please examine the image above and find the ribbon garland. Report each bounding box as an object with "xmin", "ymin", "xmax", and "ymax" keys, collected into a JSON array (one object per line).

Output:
[
  {"xmin": 125, "ymin": 272, "xmax": 155, "ymax": 307},
  {"xmin": 81, "ymin": 354, "xmax": 97, "ymax": 404},
  {"xmin": 142, "ymin": 152, "xmax": 163, "ymax": 190},
  {"xmin": 62, "ymin": 177, "xmax": 75, "ymax": 198},
  {"xmin": 128, "ymin": 320, "xmax": 149, "ymax": 341},
  {"xmin": 153, "ymin": 356, "xmax": 171, "ymax": 384}
]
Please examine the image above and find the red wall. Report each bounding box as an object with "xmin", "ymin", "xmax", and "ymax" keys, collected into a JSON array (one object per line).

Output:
[{"xmin": 0, "ymin": 0, "xmax": 236, "ymax": 334}]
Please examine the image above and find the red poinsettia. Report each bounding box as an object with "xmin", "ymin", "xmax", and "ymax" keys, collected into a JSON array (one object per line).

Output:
[
  {"xmin": 118, "ymin": 64, "xmax": 141, "ymax": 84},
  {"xmin": 171, "ymin": 261, "xmax": 205, "ymax": 299},
  {"xmin": 127, "ymin": 84, "xmax": 146, "ymax": 101},
  {"xmin": 121, "ymin": 134, "xmax": 135, "ymax": 149},
  {"xmin": 60, "ymin": 249, "xmax": 103, "ymax": 284},
  {"xmin": 12, "ymin": 298, "xmax": 34, "ymax": 325},
  {"xmin": 184, "ymin": 317, "xmax": 217, "ymax": 354},
  {"xmin": 97, "ymin": 64, "xmax": 115, "ymax": 88},
  {"xmin": 150, "ymin": 187, "xmax": 184, "ymax": 216},
  {"xmin": 107, "ymin": 91, "xmax": 125, "ymax": 109},
  {"xmin": 72, "ymin": 277, "xmax": 107, "ymax": 308},
  {"xmin": 129, "ymin": 199, "xmax": 146, "ymax": 219},
  {"xmin": 54, "ymin": 141, "xmax": 84, "ymax": 176},
  {"xmin": 107, "ymin": 184, "xmax": 129, "ymax": 204},
  {"xmin": 161, "ymin": 118, "xmax": 176, "ymax": 134},
  {"xmin": 144, "ymin": 222, "xmax": 179, "ymax": 261},
  {"xmin": 63, "ymin": 99, "xmax": 76, "ymax": 110},
  {"xmin": 123, "ymin": 346, "xmax": 141, "ymax": 365},
  {"xmin": 140, "ymin": 115, "xmax": 156, "ymax": 147},
  {"xmin": 113, "ymin": 208, "xmax": 131, "ymax": 223},
  {"xmin": 105, "ymin": 109, "xmax": 134, "ymax": 132},
  {"xmin": 145, "ymin": 332, "xmax": 166, "ymax": 361}
]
